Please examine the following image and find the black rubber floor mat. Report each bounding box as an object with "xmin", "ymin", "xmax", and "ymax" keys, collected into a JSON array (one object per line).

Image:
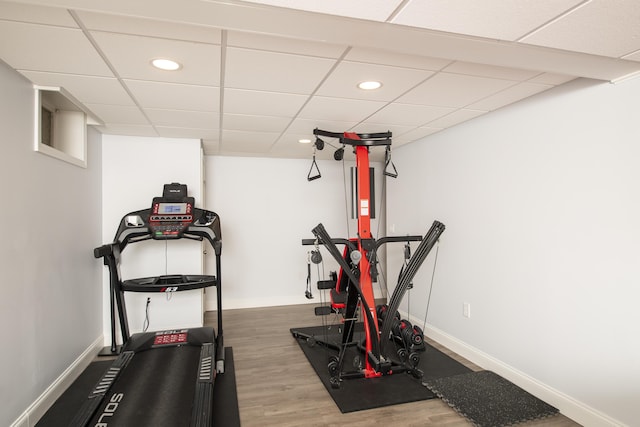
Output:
[
  {"xmin": 291, "ymin": 324, "xmax": 471, "ymax": 413},
  {"xmin": 425, "ymin": 370, "xmax": 559, "ymax": 427}
]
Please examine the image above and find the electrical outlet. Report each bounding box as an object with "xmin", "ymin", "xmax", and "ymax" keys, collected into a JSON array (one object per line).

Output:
[{"xmin": 463, "ymin": 302, "xmax": 471, "ymax": 318}]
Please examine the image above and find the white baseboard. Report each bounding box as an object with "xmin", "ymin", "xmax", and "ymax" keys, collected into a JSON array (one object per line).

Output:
[
  {"xmin": 411, "ymin": 319, "xmax": 625, "ymax": 427},
  {"xmin": 11, "ymin": 335, "xmax": 104, "ymax": 427}
]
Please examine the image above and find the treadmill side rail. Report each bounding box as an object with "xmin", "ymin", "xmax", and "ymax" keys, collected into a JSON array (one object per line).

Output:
[
  {"xmin": 68, "ymin": 351, "xmax": 135, "ymax": 427},
  {"xmin": 191, "ymin": 343, "xmax": 216, "ymax": 426}
]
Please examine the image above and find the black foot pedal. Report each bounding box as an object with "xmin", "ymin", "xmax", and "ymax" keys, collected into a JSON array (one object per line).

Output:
[
  {"xmin": 315, "ymin": 306, "xmax": 333, "ymax": 316},
  {"xmin": 317, "ymin": 280, "xmax": 336, "ymax": 290}
]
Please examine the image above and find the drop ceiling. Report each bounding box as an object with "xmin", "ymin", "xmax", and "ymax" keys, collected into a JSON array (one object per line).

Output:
[{"xmin": 1, "ymin": 0, "xmax": 639, "ymax": 160}]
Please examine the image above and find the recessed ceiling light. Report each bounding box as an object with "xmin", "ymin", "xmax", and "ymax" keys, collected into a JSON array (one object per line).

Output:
[
  {"xmin": 298, "ymin": 138, "xmax": 312, "ymax": 144},
  {"xmin": 151, "ymin": 58, "xmax": 182, "ymax": 71},
  {"xmin": 358, "ymin": 81, "xmax": 382, "ymax": 90}
]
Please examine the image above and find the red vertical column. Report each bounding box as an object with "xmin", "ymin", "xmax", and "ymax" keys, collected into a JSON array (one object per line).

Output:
[{"xmin": 354, "ymin": 142, "xmax": 381, "ymax": 377}]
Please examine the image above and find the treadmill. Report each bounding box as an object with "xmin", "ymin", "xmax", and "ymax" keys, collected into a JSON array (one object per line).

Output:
[{"xmin": 72, "ymin": 183, "xmax": 223, "ymax": 427}]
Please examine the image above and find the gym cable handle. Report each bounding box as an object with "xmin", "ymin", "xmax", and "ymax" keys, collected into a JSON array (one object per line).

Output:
[{"xmin": 307, "ymin": 155, "xmax": 321, "ymax": 181}]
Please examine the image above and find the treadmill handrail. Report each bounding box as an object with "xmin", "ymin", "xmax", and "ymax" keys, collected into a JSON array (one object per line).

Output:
[{"xmin": 95, "ymin": 207, "xmax": 222, "ymax": 257}]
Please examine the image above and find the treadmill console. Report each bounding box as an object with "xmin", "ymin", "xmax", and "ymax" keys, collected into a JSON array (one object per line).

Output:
[
  {"xmin": 149, "ymin": 182, "xmax": 194, "ymax": 239},
  {"xmin": 150, "ymin": 199, "xmax": 195, "ymax": 238},
  {"xmin": 101, "ymin": 182, "xmax": 222, "ymax": 257}
]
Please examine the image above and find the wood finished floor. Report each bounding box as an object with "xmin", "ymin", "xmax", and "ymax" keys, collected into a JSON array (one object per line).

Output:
[{"xmin": 204, "ymin": 304, "xmax": 581, "ymax": 427}]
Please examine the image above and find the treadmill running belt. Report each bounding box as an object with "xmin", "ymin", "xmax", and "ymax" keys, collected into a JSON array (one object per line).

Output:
[{"xmin": 90, "ymin": 345, "xmax": 201, "ymax": 426}]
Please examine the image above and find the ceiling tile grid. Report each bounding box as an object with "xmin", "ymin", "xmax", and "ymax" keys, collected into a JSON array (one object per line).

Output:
[
  {"xmin": 20, "ymin": 71, "xmax": 135, "ymax": 106},
  {"xmin": 315, "ymin": 61, "xmax": 435, "ymax": 102},
  {"xmin": 519, "ymin": 0, "xmax": 640, "ymax": 58},
  {"xmin": 85, "ymin": 104, "xmax": 149, "ymax": 126},
  {"xmin": 0, "ymin": 20, "xmax": 112, "ymax": 76},
  {"xmin": 0, "ymin": 1, "xmax": 77, "ymax": 27},
  {"xmin": 226, "ymin": 30, "xmax": 346, "ymax": 59},
  {"xmin": 391, "ymin": 0, "xmax": 587, "ymax": 41},
  {"xmin": 75, "ymin": 10, "xmax": 223, "ymax": 44},
  {"xmin": 144, "ymin": 109, "xmax": 219, "ymax": 130},
  {"xmin": 234, "ymin": 0, "xmax": 405, "ymax": 22},
  {"xmin": 396, "ymin": 73, "xmax": 518, "ymax": 108},
  {"xmin": 223, "ymin": 88, "xmax": 307, "ymax": 117},
  {"xmin": 364, "ymin": 103, "xmax": 455, "ymax": 127},
  {"xmin": 223, "ymin": 47, "xmax": 337, "ymax": 94},
  {"xmin": 1, "ymin": 0, "xmax": 640, "ymax": 159},
  {"xmin": 89, "ymin": 31, "xmax": 222, "ymax": 85},
  {"xmin": 344, "ymin": 47, "xmax": 452, "ymax": 71},
  {"xmin": 124, "ymin": 80, "xmax": 220, "ymax": 112}
]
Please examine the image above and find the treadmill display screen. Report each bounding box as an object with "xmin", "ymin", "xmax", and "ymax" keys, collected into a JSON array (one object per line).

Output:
[{"xmin": 158, "ymin": 203, "xmax": 187, "ymax": 214}]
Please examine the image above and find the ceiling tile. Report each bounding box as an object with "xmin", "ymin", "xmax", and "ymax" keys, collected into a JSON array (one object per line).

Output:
[
  {"xmin": 623, "ymin": 50, "xmax": 640, "ymax": 62},
  {"xmin": 202, "ymin": 138, "xmax": 220, "ymax": 154},
  {"xmin": 76, "ymin": 11, "xmax": 222, "ymax": 43},
  {"xmin": 286, "ymin": 118, "xmax": 359, "ymax": 136},
  {"xmin": 125, "ymin": 80, "xmax": 219, "ymax": 111},
  {"xmin": 0, "ymin": 21, "xmax": 112, "ymax": 76},
  {"xmin": 392, "ymin": 0, "xmax": 584, "ymax": 41},
  {"xmin": 298, "ymin": 96, "xmax": 386, "ymax": 122},
  {"xmin": 20, "ymin": 71, "xmax": 135, "ymax": 106},
  {"xmin": 227, "ymin": 30, "xmax": 345, "ymax": 58},
  {"xmin": 223, "ymin": 113, "xmax": 291, "ymax": 132},
  {"xmin": 224, "ymin": 47, "xmax": 336, "ymax": 94},
  {"xmin": 221, "ymin": 129, "xmax": 280, "ymax": 153},
  {"xmin": 345, "ymin": 47, "xmax": 451, "ymax": 71},
  {"xmin": 467, "ymin": 82, "xmax": 552, "ymax": 111},
  {"xmin": 85, "ymin": 104, "xmax": 149, "ymax": 125},
  {"xmin": 397, "ymin": 72, "xmax": 516, "ymax": 108},
  {"xmin": 443, "ymin": 61, "xmax": 540, "ymax": 81},
  {"xmin": 528, "ymin": 73, "xmax": 575, "ymax": 85},
  {"xmin": 145, "ymin": 108, "xmax": 219, "ymax": 129},
  {"xmin": 223, "ymin": 88, "xmax": 307, "ymax": 117},
  {"xmin": 156, "ymin": 127, "xmax": 219, "ymax": 139},
  {"xmin": 235, "ymin": 0, "xmax": 405, "ymax": 21},
  {"xmin": 393, "ymin": 127, "xmax": 442, "ymax": 146},
  {"xmin": 91, "ymin": 31, "xmax": 221, "ymax": 85},
  {"xmin": 270, "ymin": 134, "xmax": 319, "ymax": 159},
  {"xmin": 0, "ymin": 2, "xmax": 77, "ymax": 27},
  {"xmin": 94, "ymin": 124, "xmax": 158, "ymax": 137},
  {"xmin": 350, "ymin": 122, "xmax": 415, "ymax": 137},
  {"xmin": 426, "ymin": 109, "xmax": 486, "ymax": 128},
  {"xmin": 520, "ymin": 0, "xmax": 640, "ymax": 57},
  {"xmin": 365, "ymin": 103, "xmax": 454, "ymax": 126},
  {"xmin": 316, "ymin": 61, "xmax": 434, "ymax": 102},
  {"xmin": 2, "ymin": 0, "xmax": 631, "ymax": 160}
]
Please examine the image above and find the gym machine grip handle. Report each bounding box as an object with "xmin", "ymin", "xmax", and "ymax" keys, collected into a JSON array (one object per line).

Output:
[{"xmin": 94, "ymin": 244, "xmax": 113, "ymax": 259}]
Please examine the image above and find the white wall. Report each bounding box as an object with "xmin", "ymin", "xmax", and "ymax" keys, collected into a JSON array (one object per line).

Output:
[
  {"xmin": 204, "ymin": 155, "xmax": 388, "ymax": 310},
  {"xmin": 0, "ymin": 61, "xmax": 102, "ymax": 427},
  {"xmin": 387, "ymin": 77, "xmax": 640, "ymax": 426},
  {"xmin": 101, "ymin": 135, "xmax": 204, "ymax": 343}
]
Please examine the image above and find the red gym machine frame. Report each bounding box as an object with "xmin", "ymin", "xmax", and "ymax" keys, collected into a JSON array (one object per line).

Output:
[
  {"xmin": 315, "ymin": 129, "xmax": 402, "ymax": 378},
  {"xmin": 297, "ymin": 128, "xmax": 446, "ymax": 383}
]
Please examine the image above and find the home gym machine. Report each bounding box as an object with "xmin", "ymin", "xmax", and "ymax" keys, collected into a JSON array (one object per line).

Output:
[
  {"xmin": 291, "ymin": 129, "xmax": 445, "ymax": 387},
  {"xmin": 71, "ymin": 183, "xmax": 223, "ymax": 427}
]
